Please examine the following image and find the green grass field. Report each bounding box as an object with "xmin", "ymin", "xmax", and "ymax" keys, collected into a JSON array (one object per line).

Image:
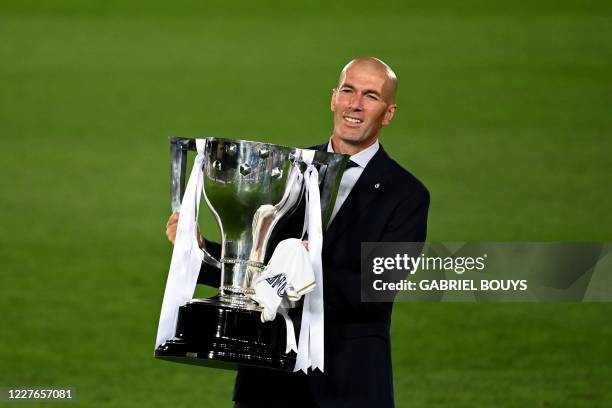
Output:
[{"xmin": 1, "ymin": 1, "xmax": 611, "ymax": 406}]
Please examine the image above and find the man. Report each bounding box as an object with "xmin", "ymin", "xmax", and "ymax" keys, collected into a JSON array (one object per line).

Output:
[{"xmin": 165, "ymin": 57, "xmax": 429, "ymax": 407}]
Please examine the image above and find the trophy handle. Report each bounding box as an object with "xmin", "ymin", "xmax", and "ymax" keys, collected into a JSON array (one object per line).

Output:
[
  {"xmin": 202, "ymin": 247, "xmax": 221, "ymax": 269},
  {"xmin": 170, "ymin": 137, "xmax": 222, "ymax": 270},
  {"xmin": 169, "ymin": 137, "xmax": 194, "ymax": 213}
]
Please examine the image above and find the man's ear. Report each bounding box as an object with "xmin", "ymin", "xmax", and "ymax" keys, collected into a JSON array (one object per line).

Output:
[
  {"xmin": 330, "ymin": 88, "xmax": 337, "ymax": 112},
  {"xmin": 382, "ymin": 104, "xmax": 397, "ymax": 126}
]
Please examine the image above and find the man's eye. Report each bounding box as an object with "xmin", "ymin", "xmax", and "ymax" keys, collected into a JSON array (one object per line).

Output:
[
  {"xmin": 340, "ymin": 88, "xmax": 352, "ymax": 93},
  {"xmin": 366, "ymin": 94, "xmax": 379, "ymax": 100}
]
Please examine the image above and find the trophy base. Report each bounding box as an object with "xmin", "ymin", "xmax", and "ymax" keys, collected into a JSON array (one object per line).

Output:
[{"xmin": 155, "ymin": 297, "xmax": 295, "ymax": 371}]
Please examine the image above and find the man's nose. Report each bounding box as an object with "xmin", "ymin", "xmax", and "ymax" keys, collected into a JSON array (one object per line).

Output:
[{"xmin": 348, "ymin": 94, "xmax": 364, "ymax": 110}]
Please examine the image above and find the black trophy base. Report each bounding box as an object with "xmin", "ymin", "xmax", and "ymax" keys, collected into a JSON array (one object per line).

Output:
[{"xmin": 155, "ymin": 296, "xmax": 295, "ymax": 371}]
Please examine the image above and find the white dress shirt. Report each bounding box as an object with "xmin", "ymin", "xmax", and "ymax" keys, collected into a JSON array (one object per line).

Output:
[{"xmin": 326, "ymin": 139, "xmax": 380, "ymax": 225}]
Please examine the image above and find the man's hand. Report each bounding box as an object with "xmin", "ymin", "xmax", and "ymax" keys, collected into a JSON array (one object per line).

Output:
[
  {"xmin": 165, "ymin": 213, "xmax": 179, "ymax": 244},
  {"xmin": 165, "ymin": 212, "xmax": 203, "ymax": 247}
]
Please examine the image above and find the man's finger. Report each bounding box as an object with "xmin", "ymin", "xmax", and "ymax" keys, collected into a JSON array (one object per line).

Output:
[
  {"xmin": 166, "ymin": 224, "xmax": 177, "ymax": 244},
  {"xmin": 165, "ymin": 213, "xmax": 180, "ymax": 244},
  {"xmin": 166, "ymin": 212, "xmax": 179, "ymax": 227}
]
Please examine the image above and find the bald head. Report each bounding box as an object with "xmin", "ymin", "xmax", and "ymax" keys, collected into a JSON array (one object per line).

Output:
[{"xmin": 338, "ymin": 57, "xmax": 398, "ymax": 103}]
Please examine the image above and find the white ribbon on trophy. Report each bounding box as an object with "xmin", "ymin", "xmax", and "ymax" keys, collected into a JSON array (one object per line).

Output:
[
  {"xmin": 155, "ymin": 139, "xmax": 206, "ymax": 349},
  {"xmin": 294, "ymin": 149, "xmax": 325, "ymax": 373}
]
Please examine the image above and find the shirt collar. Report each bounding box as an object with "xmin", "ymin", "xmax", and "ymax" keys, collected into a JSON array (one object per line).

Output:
[{"xmin": 326, "ymin": 139, "xmax": 380, "ymax": 169}]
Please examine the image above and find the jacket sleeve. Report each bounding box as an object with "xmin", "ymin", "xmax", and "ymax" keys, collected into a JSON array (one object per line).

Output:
[
  {"xmin": 381, "ymin": 186, "xmax": 430, "ymax": 243},
  {"xmin": 197, "ymin": 238, "xmax": 222, "ymax": 287}
]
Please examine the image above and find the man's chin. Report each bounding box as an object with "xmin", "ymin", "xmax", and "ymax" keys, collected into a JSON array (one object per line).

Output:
[{"xmin": 334, "ymin": 131, "xmax": 365, "ymax": 143}]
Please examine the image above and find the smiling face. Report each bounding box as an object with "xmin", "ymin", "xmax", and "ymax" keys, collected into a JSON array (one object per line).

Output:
[{"xmin": 330, "ymin": 59, "xmax": 397, "ymax": 155}]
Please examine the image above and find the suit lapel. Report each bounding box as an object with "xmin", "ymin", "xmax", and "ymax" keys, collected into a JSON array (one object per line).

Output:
[{"xmin": 323, "ymin": 147, "xmax": 392, "ymax": 250}]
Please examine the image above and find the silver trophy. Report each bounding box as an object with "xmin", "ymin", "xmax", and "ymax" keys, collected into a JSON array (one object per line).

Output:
[{"xmin": 155, "ymin": 137, "xmax": 348, "ymax": 370}]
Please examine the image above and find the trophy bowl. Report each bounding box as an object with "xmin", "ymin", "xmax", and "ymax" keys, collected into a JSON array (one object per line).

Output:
[{"xmin": 155, "ymin": 137, "xmax": 347, "ymax": 370}]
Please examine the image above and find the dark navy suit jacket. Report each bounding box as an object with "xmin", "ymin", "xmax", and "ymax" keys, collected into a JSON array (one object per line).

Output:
[{"xmin": 199, "ymin": 143, "xmax": 429, "ymax": 407}]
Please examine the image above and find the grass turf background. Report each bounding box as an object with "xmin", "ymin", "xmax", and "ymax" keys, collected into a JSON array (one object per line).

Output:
[{"xmin": 1, "ymin": 1, "xmax": 611, "ymax": 406}]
